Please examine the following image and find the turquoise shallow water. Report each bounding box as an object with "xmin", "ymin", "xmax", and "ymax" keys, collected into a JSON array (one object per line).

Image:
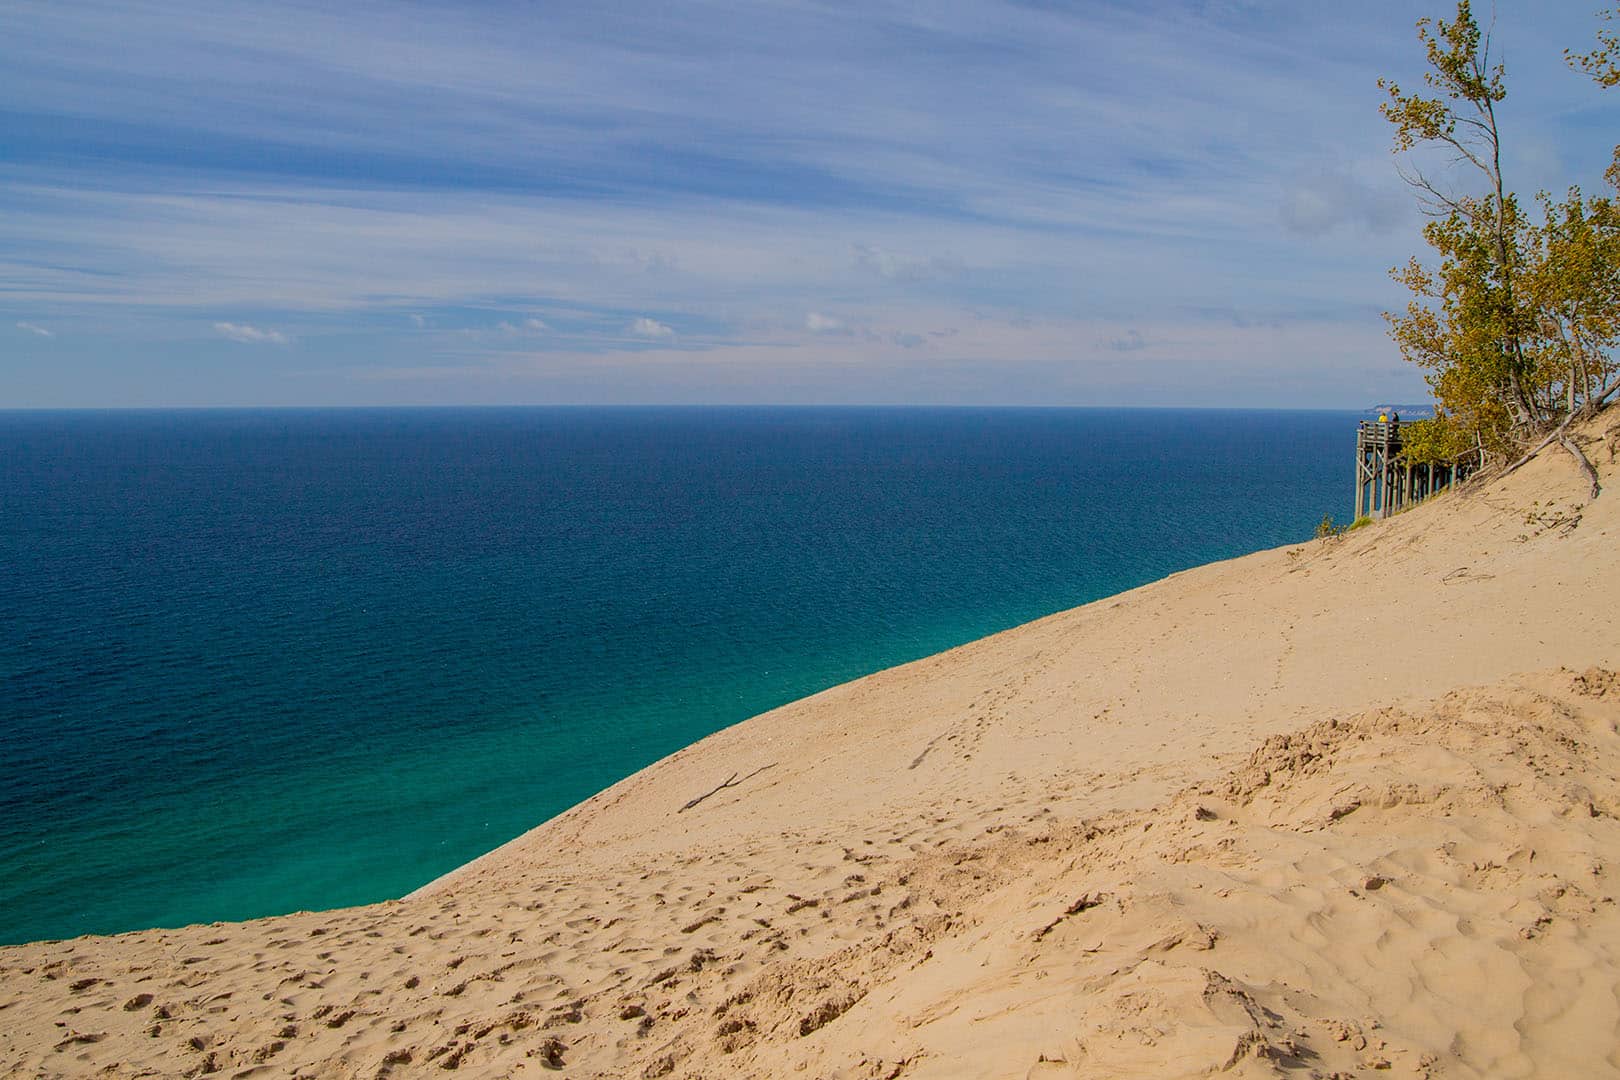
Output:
[{"xmin": 0, "ymin": 407, "xmax": 1353, "ymax": 946}]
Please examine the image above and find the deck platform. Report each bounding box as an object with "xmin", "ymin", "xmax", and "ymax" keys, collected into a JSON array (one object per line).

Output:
[{"xmin": 1354, "ymin": 420, "xmax": 1471, "ymax": 520}]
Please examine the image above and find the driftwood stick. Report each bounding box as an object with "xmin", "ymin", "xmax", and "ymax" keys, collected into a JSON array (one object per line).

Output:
[
  {"xmin": 1560, "ymin": 433, "xmax": 1602, "ymax": 500},
  {"xmin": 678, "ymin": 763, "xmax": 778, "ymax": 813},
  {"xmin": 680, "ymin": 772, "xmax": 737, "ymax": 812}
]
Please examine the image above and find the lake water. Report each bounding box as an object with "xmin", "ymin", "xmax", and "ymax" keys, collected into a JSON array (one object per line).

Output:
[{"xmin": 0, "ymin": 406, "xmax": 1353, "ymax": 945}]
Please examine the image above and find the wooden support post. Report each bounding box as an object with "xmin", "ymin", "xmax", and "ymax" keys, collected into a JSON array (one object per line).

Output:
[{"xmin": 1354, "ymin": 442, "xmax": 1362, "ymax": 521}]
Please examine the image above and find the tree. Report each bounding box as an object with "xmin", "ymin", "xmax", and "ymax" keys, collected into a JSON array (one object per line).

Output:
[
  {"xmin": 1379, "ymin": 2, "xmax": 1537, "ymax": 428},
  {"xmin": 1384, "ymin": 198, "xmax": 1528, "ymax": 458},
  {"xmin": 1380, "ymin": 3, "xmax": 1620, "ymax": 493},
  {"xmin": 1525, "ymin": 187, "xmax": 1620, "ymax": 417}
]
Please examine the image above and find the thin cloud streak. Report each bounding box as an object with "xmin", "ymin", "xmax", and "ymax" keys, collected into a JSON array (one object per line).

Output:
[{"xmin": 214, "ymin": 321, "xmax": 290, "ymax": 345}]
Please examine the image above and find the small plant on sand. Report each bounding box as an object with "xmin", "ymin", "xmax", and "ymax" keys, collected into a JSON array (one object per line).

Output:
[
  {"xmin": 1520, "ymin": 499, "xmax": 1583, "ymax": 538},
  {"xmin": 1316, "ymin": 513, "xmax": 1346, "ymax": 540}
]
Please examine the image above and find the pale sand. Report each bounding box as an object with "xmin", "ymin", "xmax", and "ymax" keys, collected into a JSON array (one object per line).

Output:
[{"xmin": 4, "ymin": 412, "xmax": 1620, "ymax": 1079}]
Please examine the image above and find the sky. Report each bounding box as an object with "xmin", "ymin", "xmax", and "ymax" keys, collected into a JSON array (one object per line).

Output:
[{"xmin": 1, "ymin": 0, "xmax": 1615, "ymax": 408}]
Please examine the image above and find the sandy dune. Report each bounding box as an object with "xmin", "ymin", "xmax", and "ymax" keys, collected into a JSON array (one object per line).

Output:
[{"xmin": 4, "ymin": 411, "xmax": 1620, "ymax": 1079}]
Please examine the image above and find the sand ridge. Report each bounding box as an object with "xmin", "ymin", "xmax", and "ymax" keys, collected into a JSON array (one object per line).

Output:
[{"xmin": 4, "ymin": 412, "xmax": 1620, "ymax": 1078}]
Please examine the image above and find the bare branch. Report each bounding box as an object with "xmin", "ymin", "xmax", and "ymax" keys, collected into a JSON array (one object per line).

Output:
[
  {"xmin": 1395, "ymin": 161, "xmax": 1468, "ymax": 216},
  {"xmin": 677, "ymin": 763, "xmax": 778, "ymax": 813}
]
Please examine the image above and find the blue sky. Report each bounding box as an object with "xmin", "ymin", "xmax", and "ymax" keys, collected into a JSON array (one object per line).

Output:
[{"xmin": 2, "ymin": 0, "xmax": 1614, "ymax": 407}]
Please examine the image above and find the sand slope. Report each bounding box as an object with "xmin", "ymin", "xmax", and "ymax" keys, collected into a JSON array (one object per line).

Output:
[{"xmin": 4, "ymin": 413, "xmax": 1620, "ymax": 1079}]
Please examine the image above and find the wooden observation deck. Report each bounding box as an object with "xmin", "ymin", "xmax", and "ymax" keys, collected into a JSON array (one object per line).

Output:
[{"xmin": 1354, "ymin": 420, "xmax": 1471, "ymax": 520}]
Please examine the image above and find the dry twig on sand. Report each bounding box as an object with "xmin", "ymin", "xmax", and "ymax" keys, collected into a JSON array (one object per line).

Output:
[{"xmin": 678, "ymin": 763, "xmax": 777, "ymax": 813}]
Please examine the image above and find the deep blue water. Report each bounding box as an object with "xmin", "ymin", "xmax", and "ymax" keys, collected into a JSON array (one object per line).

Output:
[{"xmin": 0, "ymin": 407, "xmax": 1353, "ymax": 946}]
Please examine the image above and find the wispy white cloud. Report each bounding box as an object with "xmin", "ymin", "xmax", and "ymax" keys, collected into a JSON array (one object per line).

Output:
[
  {"xmin": 628, "ymin": 316, "xmax": 674, "ymax": 339},
  {"xmin": 408, "ymin": 313, "xmax": 427, "ymax": 328},
  {"xmin": 496, "ymin": 317, "xmax": 550, "ymax": 336},
  {"xmin": 16, "ymin": 321, "xmax": 55, "ymax": 338},
  {"xmin": 805, "ymin": 312, "xmax": 844, "ymax": 333},
  {"xmin": 214, "ymin": 321, "xmax": 290, "ymax": 345},
  {"xmin": 446, "ymin": 309, "xmax": 1407, "ymax": 406}
]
